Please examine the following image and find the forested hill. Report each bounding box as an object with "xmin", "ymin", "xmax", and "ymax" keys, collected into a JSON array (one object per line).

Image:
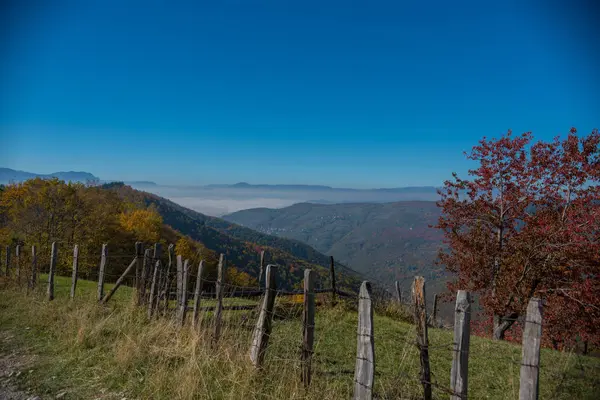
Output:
[
  {"xmin": 107, "ymin": 183, "xmax": 360, "ymax": 290},
  {"xmin": 224, "ymin": 201, "xmax": 445, "ymax": 284}
]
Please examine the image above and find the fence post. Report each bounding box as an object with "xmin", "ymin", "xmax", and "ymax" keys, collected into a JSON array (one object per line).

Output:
[
  {"xmin": 176, "ymin": 255, "xmax": 183, "ymax": 312},
  {"xmin": 15, "ymin": 245, "xmax": 20, "ymax": 284},
  {"xmin": 70, "ymin": 245, "xmax": 79, "ymax": 299},
  {"xmin": 97, "ymin": 244, "xmax": 108, "ymax": 302},
  {"xmin": 178, "ymin": 259, "xmax": 190, "ymax": 326},
  {"xmin": 213, "ymin": 254, "xmax": 226, "ymax": 343},
  {"xmin": 150, "ymin": 243, "xmax": 162, "ymax": 312},
  {"xmin": 30, "ymin": 245, "xmax": 37, "ymax": 290},
  {"xmin": 148, "ymin": 260, "xmax": 160, "ymax": 318},
  {"xmin": 353, "ymin": 281, "xmax": 375, "ymax": 400},
  {"xmin": 134, "ymin": 242, "xmax": 143, "ymax": 305},
  {"xmin": 259, "ymin": 250, "xmax": 265, "ymax": 289},
  {"xmin": 4, "ymin": 245, "xmax": 9, "ymax": 277},
  {"xmin": 412, "ymin": 276, "xmax": 431, "ymax": 400},
  {"xmin": 431, "ymin": 293, "xmax": 439, "ymax": 327},
  {"xmin": 101, "ymin": 257, "xmax": 137, "ymax": 304},
  {"xmin": 163, "ymin": 244, "xmax": 175, "ymax": 313},
  {"xmin": 450, "ymin": 290, "xmax": 471, "ymax": 400},
  {"xmin": 47, "ymin": 242, "xmax": 57, "ymax": 301},
  {"xmin": 395, "ymin": 281, "xmax": 402, "ymax": 303},
  {"xmin": 302, "ymin": 269, "xmax": 316, "ymax": 387},
  {"xmin": 330, "ymin": 256, "xmax": 337, "ymax": 305},
  {"xmin": 139, "ymin": 248, "xmax": 151, "ymax": 305},
  {"xmin": 519, "ymin": 298, "xmax": 543, "ymax": 400},
  {"xmin": 249, "ymin": 264, "xmax": 277, "ymax": 367},
  {"xmin": 192, "ymin": 260, "xmax": 204, "ymax": 327}
]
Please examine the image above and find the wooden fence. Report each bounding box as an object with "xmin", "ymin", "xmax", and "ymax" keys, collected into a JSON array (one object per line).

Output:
[{"xmin": 1, "ymin": 242, "xmax": 544, "ymax": 400}]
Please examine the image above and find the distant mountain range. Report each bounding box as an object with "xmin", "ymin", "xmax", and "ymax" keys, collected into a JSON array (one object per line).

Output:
[
  {"xmin": 224, "ymin": 201, "xmax": 446, "ymax": 291},
  {"xmin": 0, "ymin": 168, "xmax": 99, "ymax": 184},
  {"xmin": 206, "ymin": 182, "xmax": 441, "ymax": 194},
  {"xmin": 0, "ymin": 168, "xmax": 157, "ymax": 187}
]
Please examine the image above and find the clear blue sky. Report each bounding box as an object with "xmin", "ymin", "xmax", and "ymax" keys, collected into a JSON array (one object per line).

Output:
[{"xmin": 1, "ymin": 0, "xmax": 598, "ymax": 188}]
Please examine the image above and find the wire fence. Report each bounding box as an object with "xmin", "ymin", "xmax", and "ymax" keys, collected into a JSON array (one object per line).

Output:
[{"xmin": 0, "ymin": 241, "xmax": 558, "ymax": 400}]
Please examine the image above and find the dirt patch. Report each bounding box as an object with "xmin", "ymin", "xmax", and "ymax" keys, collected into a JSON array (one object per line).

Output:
[{"xmin": 0, "ymin": 331, "xmax": 40, "ymax": 400}]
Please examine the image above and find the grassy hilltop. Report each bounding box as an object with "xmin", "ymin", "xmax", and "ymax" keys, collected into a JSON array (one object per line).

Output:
[{"xmin": 0, "ymin": 276, "xmax": 598, "ymax": 400}]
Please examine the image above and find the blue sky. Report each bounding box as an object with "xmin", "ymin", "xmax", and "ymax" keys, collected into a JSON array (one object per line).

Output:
[{"xmin": 1, "ymin": 0, "xmax": 598, "ymax": 188}]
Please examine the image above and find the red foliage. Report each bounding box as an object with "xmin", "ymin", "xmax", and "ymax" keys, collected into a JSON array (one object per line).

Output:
[{"xmin": 437, "ymin": 128, "xmax": 600, "ymax": 345}]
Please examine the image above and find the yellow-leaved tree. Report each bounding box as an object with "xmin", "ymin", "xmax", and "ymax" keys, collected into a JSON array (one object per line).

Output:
[{"xmin": 119, "ymin": 208, "xmax": 162, "ymax": 243}]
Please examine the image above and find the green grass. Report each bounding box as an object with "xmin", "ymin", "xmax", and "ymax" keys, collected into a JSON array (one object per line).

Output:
[{"xmin": 1, "ymin": 276, "xmax": 598, "ymax": 399}]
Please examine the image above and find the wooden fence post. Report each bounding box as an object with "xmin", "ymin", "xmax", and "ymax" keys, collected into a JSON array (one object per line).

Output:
[
  {"xmin": 302, "ymin": 269, "xmax": 316, "ymax": 387},
  {"xmin": 97, "ymin": 244, "xmax": 108, "ymax": 302},
  {"xmin": 47, "ymin": 242, "xmax": 57, "ymax": 301},
  {"xmin": 395, "ymin": 281, "xmax": 402, "ymax": 303},
  {"xmin": 139, "ymin": 248, "xmax": 151, "ymax": 305},
  {"xmin": 259, "ymin": 250, "xmax": 265, "ymax": 289},
  {"xmin": 70, "ymin": 245, "xmax": 79, "ymax": 299},
  {"xmin": 163, "ymin": 244, "xmax": 174, "ymax": 313},
  {"xmin": 135, "ymin": 242, "xmax": 143, "ymax": 305},
  {"xmin": 178, "ymin": 259, "xmax": 190, "ymax": 326},
  {"xmin": 412, "ymin": 276, "xmax": 431, "ymax": 400},
  {"xmin": 450, "ymin": 290, "xmax": 471, "ymax": 400},
  {"xmin": 519, "ymin": 298, "xmax": 543, "ymax": 400},
  {"xmin": 353, "ymin": 281, "xmax": 375, "ymax": 400},
  {"xmin": 150, "ymin": 243, "xmax": 162, "ymax": 312},
  {"xmin": 148, "ymin": 260, "xmax": 160, "ymax": 318},
  {"xmin": 101, "ymin": 257, "xmax": 138, "ymax": 304},
  {"xmin": 30, "ymin": 245, "xmax": 37, "ymax": 290},
  {"xmin": 249, "ymin": 264, "xmax": 277, "ymax": 367},
  {"xmin": 15, "ymin": 245, "xmax": 20, "ymax": 284},
  {"xmin": 213, "ymin": 254, "xmax": 226, "ymax": 343},
  {"xmin": 330, "ymin": 256, "xmax": 337, "ymax": 305},
  {"xmin": 431, "ymin": 293, "xmax": 439, "ymax": 327},
  {"xmin": 176, "ymin": 255, "xmax": 183, "ymax": 312},
  {"xmin": 192, "ymin": 260, "xmax": 204, "ymax": 327},
  {"xmin": 4, "ymin": 245, "xmax": 9, "ymax": 277}
]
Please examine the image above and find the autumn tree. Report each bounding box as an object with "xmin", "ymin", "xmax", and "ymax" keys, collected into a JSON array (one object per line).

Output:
[
  {"xmin": 437, "ymin": 128, "xmax": 600, "ymax": 343},
  {"xmin": 119, "ymin": 208, "xmax": 163, "ymax": 243}
]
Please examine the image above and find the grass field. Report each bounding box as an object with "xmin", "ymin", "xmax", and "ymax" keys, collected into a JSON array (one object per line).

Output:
[{"xmin": 1, "ymin": 275, "xmax": 599, "ymax": 399}]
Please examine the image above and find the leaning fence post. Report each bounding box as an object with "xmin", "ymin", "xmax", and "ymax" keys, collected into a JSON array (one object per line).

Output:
[
  {"xmin": 213, "ymin": 254, "xmax": 226, "ymax": 343},
  {"xmin": 47, "ymin": 242, "xmax": 57, "ymax": 301},
  {"xmin": 178, "ymin": 259, "xmax": 190, "ymax": 326},
  {"xmin": 97, "ymin": 244, "xmax": 108, "ymax": 302},
  {"xmin": 148, "ymin": 260, "xmax": 160, "ymax": 318},
  {"xmin": 450, "ymin": 290, "xmax": 471, "ymax": 400},
  {"xmin": 412, "ymin": 276, "xmax": 432, "ymax": 400},
  {"xmin": 519, "ymin": 297, "xmax": 543, "ymax": 400},
  {"xmin": 30, "ymin": 245, "xmax": 37, "ymax": 291},
  {"xmin": 101, "ymin": 256, "xmax": 138, "ymax": 304},
  {"xmin": 330, "ymin": 256, "xmax": 337, "ymax": 305},
  {"xmin": 301, "ymin": 269, "xmax": 316, "ymax": 387},
  {"xmin": 70, "ymin": 245, "xmax": 79, "ymax": 299},
  {"xmin": 249, "ymin": 264, "xmax": 277, "ymax": 367},
  {"xmin": 139, "ymin": 248, "xmax": 151, "ymax": 305},
  {"xmin": 353, "ymin": 281, "xmax": 375, "ymax": 400},
  {"xmin": 192, "ymin": 260, "xmax": 204, "ymax": 327},
  {"xmin": 15, "ymin": 245, "xmax": 21, "ymax": 285}
]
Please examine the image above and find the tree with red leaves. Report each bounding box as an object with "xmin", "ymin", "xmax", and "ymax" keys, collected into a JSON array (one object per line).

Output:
[{"xmin": 436, "ymin": 128, "xmax": 600, "ymax": 344}]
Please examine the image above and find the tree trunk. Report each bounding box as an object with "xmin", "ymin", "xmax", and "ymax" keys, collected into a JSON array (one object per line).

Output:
[{"xmin": 493, "ymin": 312, "xmax": 518, "ymax": 340}]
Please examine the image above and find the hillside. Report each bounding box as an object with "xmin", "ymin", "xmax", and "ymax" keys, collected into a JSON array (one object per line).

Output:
[
  {"xmin": 224, "ymin": 201, "xmax": 444, "ymax": 286},
  {"xmin": 107, "ymin": 184, "xmax": 362, "ymax": 291}
]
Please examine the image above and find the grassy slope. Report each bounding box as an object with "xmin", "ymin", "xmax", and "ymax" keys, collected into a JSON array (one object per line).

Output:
[{"xmin": 1, "ymin": 277, "xmax": 598, "ymax": 400}]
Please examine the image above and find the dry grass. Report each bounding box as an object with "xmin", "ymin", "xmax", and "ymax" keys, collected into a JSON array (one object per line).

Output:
[{"xmin": 0, "ymin": 276, "xmax": 599, "ymax": 399}]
